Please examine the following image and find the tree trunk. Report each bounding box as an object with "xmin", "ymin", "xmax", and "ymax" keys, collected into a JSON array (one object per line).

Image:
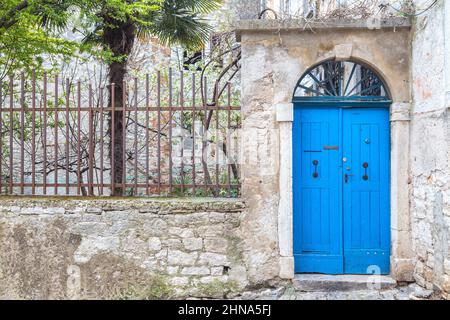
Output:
[
  {"xmin": 104, "ymin": 19, "xmax": 136, "ymax": 195},
  {"xmin": 315, "ymin": 0, "xmax": 321, "ymax": 16}
]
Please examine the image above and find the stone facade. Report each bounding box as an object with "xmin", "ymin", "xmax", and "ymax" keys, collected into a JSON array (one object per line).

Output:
[
  {"xmin": 0, "ymin": 198, "xmax": 248, "ymax": 299},
  {"xmin": 1, "ymin": 1, "xmax": 450, "ymax": 301},
  {"xmin": 410, "ymin": 0, "xmax": 450, "ymax": 298},
  {"xmin": 234, "ymin": 2, "xmax": 450, "ymax": 299},
  {"xmin": 236, "ymin": 17, "xmax": 414, "ymax": 283}
]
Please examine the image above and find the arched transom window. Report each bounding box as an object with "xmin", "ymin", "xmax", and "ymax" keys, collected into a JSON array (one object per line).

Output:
[{"xmin": 293, "ymin": 60, "xmax": 390, "ymax": 101}]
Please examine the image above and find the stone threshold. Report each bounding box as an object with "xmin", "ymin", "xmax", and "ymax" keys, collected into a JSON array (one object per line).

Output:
[{"xmin": 293, "ymin": 274, "xmax": 397, "ymax": 292}]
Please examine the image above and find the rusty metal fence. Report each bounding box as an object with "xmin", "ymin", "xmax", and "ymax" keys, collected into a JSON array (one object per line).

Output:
[{"xmin": 0, "ymin": 71, "xmax": 241, "ymax": 197}]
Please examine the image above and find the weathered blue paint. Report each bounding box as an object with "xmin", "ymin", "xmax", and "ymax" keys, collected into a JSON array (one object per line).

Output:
[
  {"xmin": 293, "ymin": 104, "xmax": 390, "ymax": 275},
  {"xmin": 342, "ymin": 108, "xmax": 390, "ymax": 274},
  {"xmin": 293, "ymin": 107, "xmax": 343, "ymax": 274}
]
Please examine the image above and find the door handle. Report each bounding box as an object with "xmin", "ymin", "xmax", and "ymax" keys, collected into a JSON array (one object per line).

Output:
[
  {"xmin": 362, "ymin": 162, "xmax": 369, "ymax": 181},
  {"xmin": 312, "ymin": 160, "xmax": 319, "ymax": 178},
  {"xmin": 345, "ymin": 173, "xmax": 354, "ymax": 184}
]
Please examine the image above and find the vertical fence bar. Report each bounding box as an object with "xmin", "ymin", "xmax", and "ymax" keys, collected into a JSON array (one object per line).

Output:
[
  {"xmin": 227, "ymin": 83, "xmax": 232, "ymax": 197},
  {"xmin": 9, "ymin": 76, "xmax": 13, "ymax": 194},
  {"xmin": 20, "ymin": 73, "xmax": 25, "ymax": 194},
  {"xmin": 215, "ymin": 86, "xmax": 219, "ymax": 193},
  {"xmin": 54, "ymin": 74, "xmax": 59, "ymax": 195},
  {"xmin": 133, "ymin": 78, "xmax": 138, "ymax": 195},
  {"xmin": 145, "ymin": 74, "xmax": 150, "ymax": 196},
  {"xmin": 202, "ymin": 77, "xmax": 207, "ymax": 193},
  {"xmin": 157, "ymin": 71, "xmax": 161, "ymax": 195},
  {"xmin": 111, "ymin": 83, "xmax": 115, "ymax": 195},
  {"xmin": 191, "ymin": 73, "xmax": 196, "ymax": 195},
  {"xmin": 99, "ymin": 87, "xmax": 104, "ymax": 196},
  {"xmin": 65, "ymin": 78, "xmax": 70, "ymax": 195},
  {"xmin": 122, "ymin": 80, "xmax": 126, "ymax": 195},
  {"xmin": 0, "ymin": 80, "xmax": 3, "ymax": 194},
  {"xmin": 168, "ymin": 68, "xmax": 173, "ymax": 194},
  {"xmin": 88, "ymin": 84, "xmax": 94, "ymax": 196},
  {"xmin": 76, "ymin": 81, "xmax": 81, "ymax": 196},
  {"xmin": 0, "ymin": 72, "xmax": 239, "ymax": 198},
  {"xmin": 180, "ymin": 71, "xmax": 185, "ymax": 194},
  {"xmin": 43, "ymin": 73, "xmax": 47, "ymax": 195},
  {"xmin": 31, "ymin": 71, "xmax": 36, "ymax": 195}
]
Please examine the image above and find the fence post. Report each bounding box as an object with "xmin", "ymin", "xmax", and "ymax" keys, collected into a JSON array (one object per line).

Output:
[
  {"xmin": 88, "ymin": 84, "xmax": 94, "ymax": 196},
  {"xmin": 0, "ymin": 79, "xmax": 3, "ymax": 194}
]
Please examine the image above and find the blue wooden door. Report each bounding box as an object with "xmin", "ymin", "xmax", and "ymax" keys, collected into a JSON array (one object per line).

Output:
[
  {"xmin": 342, "ymin": 108, "xmax": 390, "ymax": 274},
  {"xmin": 293, "ymin": 107, "xmax": 343, "ymax": 274},
  {"xmin": 293, "ymin": 106, "xmax": 390, "ymax": 274}
]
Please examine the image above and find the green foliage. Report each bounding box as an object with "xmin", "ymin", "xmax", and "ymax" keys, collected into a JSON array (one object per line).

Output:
[
  {"xmin": 0, "ymin": 0, "xmax": 223, "ymax": 76},
  {"xmin": 151, "ymin": 0, "xmax": 222, "ymax": 50},
  {"xmin": 171, "ymin": 172, "xmax": 240, "ymax": 198},
  {"xmin": 77, "ymin": 0, "xmax": 223, "ymax": 61},
  {"xmin": 110, "ymin": 274, "xmax": 174, "ymax": 300},
  {"xmin": 194, "ymin": 279, "xmax": 239, "ymax": 298},
  {"xmin": 0, "ymin": 0, "xmax": 79, "ymax": 77}
]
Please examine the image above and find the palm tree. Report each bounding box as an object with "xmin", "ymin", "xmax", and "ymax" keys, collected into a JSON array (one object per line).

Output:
[{"xmin": 78, "ymin": 0, "xmax": 222, "ymax": 194}]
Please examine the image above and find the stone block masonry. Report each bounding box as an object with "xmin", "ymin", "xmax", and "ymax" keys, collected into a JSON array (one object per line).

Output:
[
  {"xmin": 410, "ymin": 0, "xmax": 450, "ymax": 299},
  {"xmin": 0, "ymin": 197, "xmax": 249, "ymax": 299}
]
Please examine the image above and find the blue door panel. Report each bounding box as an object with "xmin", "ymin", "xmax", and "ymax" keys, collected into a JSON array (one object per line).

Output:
[
  {"xmin": 294, "ymin": 255, "xmax": 343, "ymax": 275},
  {"xmin": 342, "ymin": 108, "xmax": 390, "ymax": 274},
  {"xmin": 343, "ymin": 250, "xmax": 390, "ymax": 275},
  {"xmin": 293, "ymin": 105, "xmax": 390, "ymax": 275},
  {"xmin": 293, "ymin": 107, "xmax": 343, "ymax": 274}
]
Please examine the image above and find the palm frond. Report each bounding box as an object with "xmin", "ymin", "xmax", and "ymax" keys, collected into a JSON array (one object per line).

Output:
[
  {"xmin": 171, "ymin": 0, "xmax": 222, "ymax": 13},
  {"xmin": 31, "ymin": 0, "xmax": 76, "ymax": 31},
  {"xmin": 145, "ymin": 0, "xmax": 222, "ymax": 50}
]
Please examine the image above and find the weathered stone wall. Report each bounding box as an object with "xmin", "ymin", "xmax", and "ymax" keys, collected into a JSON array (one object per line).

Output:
[
  {"xmin": 410, "ymin": 0, "xmax": 450, "ymax": 298},
  {"xmin": 0, "ymin": 198, "xmax": 249, "ymax": 299},
  {"xmin": 238, "ymin": 19, "xmax": 413, "ymax": 282}
]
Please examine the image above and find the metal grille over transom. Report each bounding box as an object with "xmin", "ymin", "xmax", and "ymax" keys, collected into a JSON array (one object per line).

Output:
[{"xmin": 293, "ymin": 60, "xmax": 390, "ymax": 100}]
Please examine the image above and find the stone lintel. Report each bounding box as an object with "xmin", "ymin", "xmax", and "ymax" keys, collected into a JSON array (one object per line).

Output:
[
  {"xmin": 235, "ymin": 18, "xmax": 411, "ymax": 41},
  {"xmin": 335, "ymin": 44, "xmax": 353, "ymax": 60}
]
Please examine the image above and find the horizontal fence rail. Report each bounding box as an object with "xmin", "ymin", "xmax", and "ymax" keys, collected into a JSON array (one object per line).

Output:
[{"xmin": 0, "ymin": 70, "xmax": 241, "ymax": 197}]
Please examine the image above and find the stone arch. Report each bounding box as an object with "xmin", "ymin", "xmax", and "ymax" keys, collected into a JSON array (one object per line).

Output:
[{"xmin": 291, "ymin": 56, "xmax": 394, "ymax": 103}]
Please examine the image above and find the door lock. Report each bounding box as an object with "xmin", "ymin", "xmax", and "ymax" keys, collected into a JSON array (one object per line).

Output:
[{"xmin": 345, "ymin": 173, "xmax": 354, "ymax": 184}]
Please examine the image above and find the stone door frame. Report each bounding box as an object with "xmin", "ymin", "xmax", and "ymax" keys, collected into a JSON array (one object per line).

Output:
[
  {"xmin": 236, "ymin": 19, "xmax": 413, "ymax": 283},
  {"xmin": 276, "ymin": 62, "xmax": 413, "ymax": 281}
]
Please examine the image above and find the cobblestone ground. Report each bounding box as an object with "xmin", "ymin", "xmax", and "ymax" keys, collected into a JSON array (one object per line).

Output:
[{"xmin": 234, "ymin": 284, "xmax": 442, "ymax": 300}]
